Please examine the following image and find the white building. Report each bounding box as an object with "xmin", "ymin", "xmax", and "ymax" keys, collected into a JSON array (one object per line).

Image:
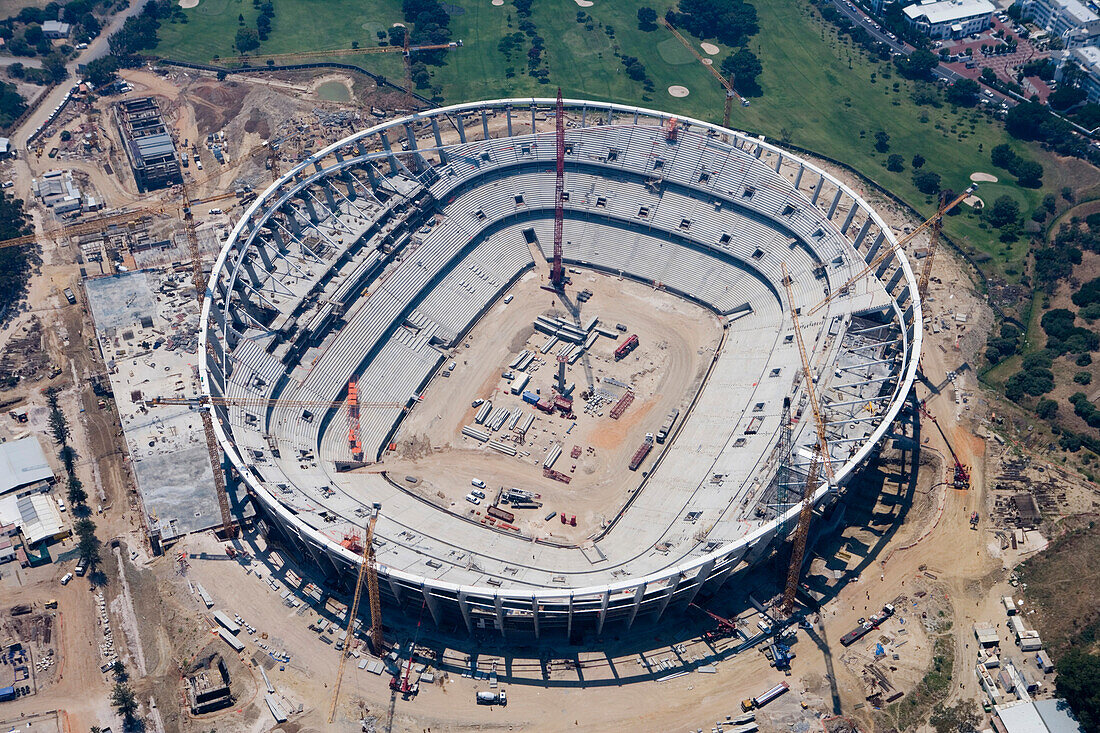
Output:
[
  {"xmin": 1055, "ymin": 45, "xmax": 1100, "ymax": 103},
  {"xmin": 41, "ymin": 20, "xmax": 71, "ymax": 39},
  {"xmin": 1023, "ymin": 0, "xmax": 1100, "ymax": 48},
  {"xmin": 903, "ymin": 0, "xmax": 995, "ymax": 38},
  {"xmin": 0, "ymin": 436, "xmax": 54, "ymax": 497}
]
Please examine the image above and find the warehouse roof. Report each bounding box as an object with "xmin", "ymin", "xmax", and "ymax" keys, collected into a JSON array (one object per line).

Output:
[
  {"xmin": 996, "ymin": 700, "xmax": 1083, "ymax": 733},
  {"xmin": 0, "ymin": 494, "xmax": 65, "ymax": 545},
  {"xmin": 0, "ymin": 436, "xmax": 54, "ymax": 495}
]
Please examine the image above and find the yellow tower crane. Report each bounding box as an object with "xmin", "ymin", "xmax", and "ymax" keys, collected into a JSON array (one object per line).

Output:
[{"xmin": 328, "ymin": 503, "xmax": 384, "ymax": 724}]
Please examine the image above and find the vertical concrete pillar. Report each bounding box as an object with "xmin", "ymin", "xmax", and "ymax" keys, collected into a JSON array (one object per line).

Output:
[
  {"xmin": 380, "ymin": 131, "xmax": 398, "ymax": 175},
  {"xmin": 494, "ymin": 596, "xmax": 506, "ymax": 638},
  {"xmin": 531, "ymin": 596, "xmax": 540, "ymax": 639},
  {"xmin": 655, "ymin": 573, "xmax": 682, "ymax": 622},
  {"xmin": 841, "ymin": 202, "xmax": 857, "ymax": 234},
  {"xmin": 456, "ymin": 114, "xmax": 467, "ymax": 143},
  {"xmin": 794, "ymin": 164, "xmax": 805, "ymax": 190},
  {"xmin": 596, "ymin": 589, "xmax": 611, "ymax": 636},
  {"xmin": 505, "ymin": 106, "xmax": 513, "ymax": 137},
  {"xmin": 458, "ymin": 592, "xmax": 474, "ymax": 635},
  {"xmin": 431, "ymin": 117, "xmax": 448, "ymax": 164},
  {"xmin": 811, "ymin": 174, "xmax": 825, "ymax": 205},
  {"xmin": 423, "ymin": 587, "xmax": 442, "ymax": 627},
  {"xmin": 626, "ymin": 582, "xmax": 646, "ymax": 630},
  {"xmin": 480, "ymin": 110, "xmax": 490, "ymax": 140},
  {"xmin": 681, "ymin": 558, "xmax": 716, "ymax": 610},
  {"xmin": 828, "ymin": 189, "xmax": 843, "ymax": 219}
]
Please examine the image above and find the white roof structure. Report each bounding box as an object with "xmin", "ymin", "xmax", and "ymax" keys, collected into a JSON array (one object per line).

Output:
[
  {"xmin": 0, "ymin": 493, "xmax": 65, "ymax": 545},
  {"xmin": 904, "ymin": 0, "xmax": 995, "ymax": 23},
  {"xmin": 996, "ymin": 700, "xmax": 1083, "ymax": 733},
  {"xmin": 0, "ymin": 436, "xmax": 54, "ymax": 496},
  {"xmin": 0, "ymin": 138, "xmax": 9, "ymax": 155}
]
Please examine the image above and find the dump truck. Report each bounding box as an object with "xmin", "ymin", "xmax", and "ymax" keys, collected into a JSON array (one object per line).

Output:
[{"xmin": 476, "ymin": 690, "xmax": 506, "ymax": 706}]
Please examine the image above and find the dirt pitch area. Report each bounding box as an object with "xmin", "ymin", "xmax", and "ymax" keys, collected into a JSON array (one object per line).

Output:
[{"xmin": 382, "ymin": 268, "xmax": 722, "ymax": 541}]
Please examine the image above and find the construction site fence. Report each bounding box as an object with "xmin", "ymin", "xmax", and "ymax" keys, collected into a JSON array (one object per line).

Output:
[{"xmin": 154, "ymin": 57, "xmax": 433, "ymax": 106}]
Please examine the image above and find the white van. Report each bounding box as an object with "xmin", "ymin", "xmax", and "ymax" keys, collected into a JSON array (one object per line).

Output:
[
  {"xmin": 57, "ymin": 497, "xmax": 65, "ymax": 512},
  {"xmin": 60, "ymin": 573, "xmax": 73, "ymax": 585},
  {"xmin": 471, "ymin": 478, "xmax": 486, "ymax": 489}
]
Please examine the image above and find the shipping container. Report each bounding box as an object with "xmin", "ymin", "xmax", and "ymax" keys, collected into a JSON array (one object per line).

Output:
[{"xmin": 511, "ymin": 374, "xmax": 530, "ymax": 395}]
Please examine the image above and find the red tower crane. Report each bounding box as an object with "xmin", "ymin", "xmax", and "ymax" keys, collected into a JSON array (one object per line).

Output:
[{"xmin": 550, "ymin": 88, "xmax": 566, "ymax": 291}]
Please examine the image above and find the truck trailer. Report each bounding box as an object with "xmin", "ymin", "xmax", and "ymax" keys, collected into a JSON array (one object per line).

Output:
[
  {"xmin": 840, "ymin": 603, "xmax": 895, "ymax": 646},
  {"xmin": 614, "ymin": 334, "xmax": 639, "ymax": 360}
]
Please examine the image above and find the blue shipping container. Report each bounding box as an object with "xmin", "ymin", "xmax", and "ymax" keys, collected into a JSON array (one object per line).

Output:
[
  {"xmin": 522, "ymin": 391, "xmax": 539, "ymax": 405},
  {"xmin": 0, "ymin": 685, "xmax": 15, "ymax": 701}
]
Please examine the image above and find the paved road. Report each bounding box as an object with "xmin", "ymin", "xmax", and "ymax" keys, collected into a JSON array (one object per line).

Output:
[
  {"xmin": 0, "ymin": 54, "xmax": 43, "ymax": 68},
  {"xmin": 10, "ymin": 0, "xmax": 151, "ymax": 148}
]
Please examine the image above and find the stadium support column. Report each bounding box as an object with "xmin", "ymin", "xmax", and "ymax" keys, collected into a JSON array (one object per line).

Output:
[
  {"xmin": 655, "ymin": 572, "xmax": 683, "ymax": 622},
  {"xmin": 456, "ymin": 114, "xmax": 467, "ymax": 143},
  {"xmin": 841, "ymin": 201, "xmax": 858, "ymax": 234},
  {"xmin": 794, "ymin": 164, "xmax": 805, "ymax": 190},
  {"xmin": 480, "ymin": 109, "xmax": 490, "ymax": 140},
  {"xmin": 596, "ymin": 589, "xmax": 611, "ymax": 636},
  {"xmin": 566, "ymin": 594, "xmax": 574, "ymax": 641},
  {"xmin": 531, "ymin": 597, "xmax": 540, "ymax": 639},
  {"xmin": 403, "ymin": 122, "xmax": 425, "ymax": 172},
  {"xmin": 422, "ymin": 587, "xmax": 442, "ymax": 627},
  {"xmin": 494, "ymin": 596, "xmax": 506, "ymax": 638},
  {"xmin": 811, "ymin": 174, "xmax": 825, "ymax": 205},
  {"xmin": 828, "ymin": 189, "xmax": 842, "ymax": 219},
  {"xmin": 379, "ymin": 131, "xmax": 399, "ymax": 175},
  {"xmin": 430, "ymin": 118, "xmax": 448, "ymax": 164},
  {"xmin": 505, "ymin": 106, "xmax": 512, "ymax": 137},
  {"xmin": 680, "ymin": 558, "xmax": 716, "ymax": 611},
  {"xmin": 457, "ymin": 592, "xmax": 474, "ymax": 635},
  {"xmin": 626, "ymin": 582, "xmax": 647, "ymax": 630},
  {"xmin": 530, "ymin": 103, "xmax": 536, "ymax": 134},
  {"xmin": 386, "ymin": 575, "xmax": 404, "ymax": 606}
]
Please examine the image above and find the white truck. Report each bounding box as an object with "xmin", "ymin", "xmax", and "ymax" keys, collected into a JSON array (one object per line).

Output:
[{"xmin": 476, "ymin": 690, "xmax": 506, "ymax": 706}]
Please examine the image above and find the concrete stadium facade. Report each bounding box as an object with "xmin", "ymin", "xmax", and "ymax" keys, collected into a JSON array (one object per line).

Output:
[{"xmin": 200, "ymin": 98, "xmax": 922, "ymax": 638}]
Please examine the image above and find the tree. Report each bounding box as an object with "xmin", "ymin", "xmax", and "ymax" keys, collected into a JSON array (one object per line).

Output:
[
  {"xmin": 1036, "ymin": 398, "xmax": 1059, "ymax": 419},
  {"xmin": 912, "ymin": 153, "xmax": 925, "ymax": 169},
  {"xmin": 637, "ymin": 6, "xmax": 658, "ymax": 31},
  {"xmin": 67, "ymin": 476, "xmax": 87, "ymax": 506},
  {"xmin": 930, "ymin": 700, "xmax": 982, "ymax": 733},
  {"xmin": 720, "ymin": 48, "xmax": 762, "ymax": 96},
  {"xmin": 986, "ymin": 195, "xmax": 1020, "ymax": 227},
  {"xmin": 1014, "ymin": 159, "xmax": 1043, "ymax": 188},
  {"xmin": 24, "ymin": 23, "xmax": 44, "ymax": 45},
  {"xmin": 991, "ymin": 143, "xmax": 1018, "ymax": 170},
  {"xmin": 0, "ymin": 81, "xmax": 28, "ymax": 128},
  {"xmin": 873, "ymin": 130, "xmax": 890, "ymax": 153},
  {"xmin": 1056, "ymin": 649, "xmax": 1100, "ymax": 731},
  {"xmin": 945, "ymin": 78, "xmax": 979, "ymax": 106},
  {"xmin": 7, "ymin": 62, "xmax": 25, "ymax": 79},
  {"xmin": 886, "ymin": 154, "xmax": 904, "ymax": 172},
  {"xmin": 388, "ymin": 25, "xmax": 405, "ymax": 47},
  {"xmin": 43, "ymin": 52, "xmax": 67, "ymax": 84},
  {"xmin": 111, "ymin": 682, "xmax": 138, "ymax": 722},
  {"xmin": 235, "ymin": 27, "xmax": 259, "ymax": 52},
  {"xmin": 894, "ymin": 49, "xmax": 937, "ymax": 80},
  {"xmin": 981, "ymin": 67, "xmax": 997, "ymax": 84},
  {"xmin": 83, "ymin": 56, "xmax": 119, "ymax": 88},
  {"xmin": 112, "ymin": 660, "xmax": 128, "ymax": 681},
  {"xmin": 1048, "ymin": 85, "xmax": 1086, "ymax": 111},
  {"xmin": 913, "ymin": 169, "xmax": 941, "ymax": 195},
  {"xmin": 256, "ymin": 13, "xmax": 271, "ymax": 40}
]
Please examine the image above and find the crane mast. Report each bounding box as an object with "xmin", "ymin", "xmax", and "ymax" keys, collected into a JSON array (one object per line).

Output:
[
  {"xmin": 328, "ymin": 505, "xmax": 382, "ymax": 723},
  {"xmin": 808, "ymin": 185, "xmax": 974, "ymax": 316},
  {"xmin": 780, "ymin": 263, "xmax": 834, "ymax": 613},
  {"xmin": 551, "ymin": 88, "xmax": 566, "ymax": 290}
]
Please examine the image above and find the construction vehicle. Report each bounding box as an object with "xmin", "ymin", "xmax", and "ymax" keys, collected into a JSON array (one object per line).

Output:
[
  {"xmin": 780, "ymin": 262, "xmax": 836, "ymax": 614},
  {"xmin": 808, "ymin": 185, "xmax": 975, "ymax": 316},
  {"xmin": 327, "ymin": 503, "xmax": 383, "ymax": 723},
  {"xmin": 476, "ymin": 690, "xmax": 507, "ymax": 706},
  {"xmin": 614, "ymin": 334, "xmax": 639, "ymax": 361},
  {"xmin": 917, "ymin": 401, "xmax": 970, "ymax": 489},
  {"xmin": 691, "ymin": 603, "xmax": 739, "ymax": 641},
  {"xmin": 742, "ymin": 681, "xmax": 789, "ymax": 711},
  {"xmin": 628, "ymin": 434, "xmax": 654, "ymax": 471},
  {"xmin": 839, "ymin": 603, "xmax": 895, "ymax": 646},
  {"xmin": 970, "ymin": 511, "xmax": 980, "ymax": 529}
]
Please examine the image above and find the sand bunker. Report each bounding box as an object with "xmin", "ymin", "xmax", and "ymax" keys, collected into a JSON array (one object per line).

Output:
[
  {"xmin": 574, "ymin": 0, "xmax": 594, "ymax": 6},
  {"xmin": 492, "ymin": 0, "xmax": 504, "ymax": 4},
  {"xmin": 964, "ymin": 195, "xmax": 984, "ymax": 208},
  {"xmin": 178, "ymin": 0, "xmax": 198, "ymax": 8},
  {"xmin": 668, "ymin": 85, "xmax": 690, "ymax": 97},
  {"xmin": 700, "ymin": 42, "xmax": 720, "ymax": 55},
  {"xmin": 970, "ymin": 172, "xmax": 998, "ymax": 183}
]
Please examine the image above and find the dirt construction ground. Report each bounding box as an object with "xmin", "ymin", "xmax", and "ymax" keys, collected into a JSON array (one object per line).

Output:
[{"xmin": 383, "ymin": 267, "xmax": 721, "ymax": 542}]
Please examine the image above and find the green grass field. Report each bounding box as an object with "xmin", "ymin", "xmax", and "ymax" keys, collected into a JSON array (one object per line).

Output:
[{"xmin": 153, "ymin": 0, "xmax": 1100, "ymax": 284}]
